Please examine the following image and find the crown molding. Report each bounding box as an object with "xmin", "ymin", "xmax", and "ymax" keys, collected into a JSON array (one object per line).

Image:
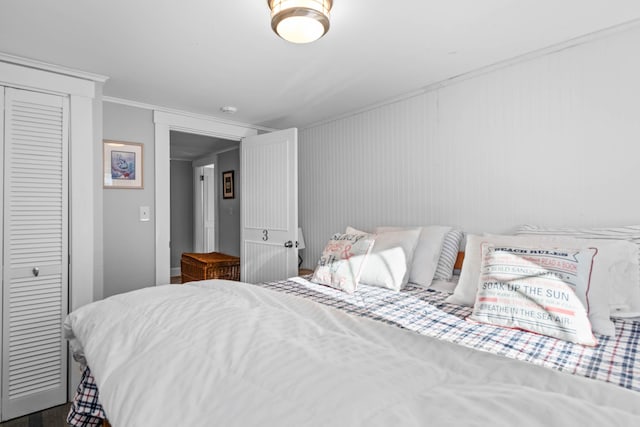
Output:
[
  {"xmin": 103, "ymin": 96, "xmax": 276, "ymax": 133},
  {"xmin": 304, "ymin": 18, "xmax": 640, "ymax": 130},
  {"xmin": 0, "ymin": 52, "xmax": 109, "ymax": 83}
]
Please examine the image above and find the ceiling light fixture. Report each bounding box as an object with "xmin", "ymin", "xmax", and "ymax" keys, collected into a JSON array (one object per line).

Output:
[
  {"xmin": 220, "ymin": 106, "xmax": 238, "ymax": 114},
  {"xmin": 267, "ymin": 0, "xmax": 333, "ymax": 44}
]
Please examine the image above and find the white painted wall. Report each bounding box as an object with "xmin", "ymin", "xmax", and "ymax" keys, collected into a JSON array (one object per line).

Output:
[
  {"xmin": 218, "ymin": 149, "xmax": 241, "ymax": 257},
  {"xmin": 103, "ymin": 103, "xmax": 156, "ymax": 296},
  {"xmin": 299, "ymin": 25, "xmax": 640, "ymax": 269}
]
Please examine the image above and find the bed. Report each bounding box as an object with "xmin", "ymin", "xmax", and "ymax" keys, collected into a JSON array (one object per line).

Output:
[{"xmin": 64, "ymin": 226, "xmax": 640, "ymax": 426}]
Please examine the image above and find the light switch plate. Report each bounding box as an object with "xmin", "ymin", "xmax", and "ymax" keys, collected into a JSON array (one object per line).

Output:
[{"xmin": 140, "ymin": 206, "xmax": 150, "ymax": 222}]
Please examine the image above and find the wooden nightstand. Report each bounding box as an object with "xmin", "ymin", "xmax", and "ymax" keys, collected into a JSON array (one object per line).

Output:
[{"xmin": 298, "ymin": 268, "xmax": 314, "ymax": 276}]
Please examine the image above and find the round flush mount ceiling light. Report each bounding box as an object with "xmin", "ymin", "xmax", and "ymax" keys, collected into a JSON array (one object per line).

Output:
[
  {"xmin": 267, "ymin": 0, "xmax": 333, "ymax": 44},
  {"xmin": 220, "ymin": 106, "xmax": 238, "ymax": 114}
]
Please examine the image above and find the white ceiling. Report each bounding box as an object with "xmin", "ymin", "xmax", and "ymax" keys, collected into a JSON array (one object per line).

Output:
[{"xmin": 2, "ymin": 1, "xmax": 640, "ymax": 129}]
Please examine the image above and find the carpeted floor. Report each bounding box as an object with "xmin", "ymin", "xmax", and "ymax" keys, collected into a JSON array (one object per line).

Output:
[{"xmin": 0, "ymin": 403, "xmax": 71, "ymax": 427}]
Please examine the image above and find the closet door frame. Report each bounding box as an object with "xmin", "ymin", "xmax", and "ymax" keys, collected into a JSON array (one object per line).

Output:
[
  {"xmin": 0, "ymin": 56, "xmax": 107, "ymax": 413},
  {"xmin": 2, "ymin": 87, "xmax": 70, "ymax": 420},
  {"xmin": 0, "ymin": 89, "xmax": 3, "ymax": 361}
]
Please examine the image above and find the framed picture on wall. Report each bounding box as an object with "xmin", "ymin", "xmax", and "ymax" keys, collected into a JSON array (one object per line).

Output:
[
  {"xmin": 103, "ymin": 140, "xmax": 143, "ymax": 189},
  {"xmin": 222, "ymin": 170, "xmax": 235, "ymax": 199}
]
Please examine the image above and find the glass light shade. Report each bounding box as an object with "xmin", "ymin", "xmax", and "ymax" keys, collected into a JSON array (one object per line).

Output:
[
  {"xmin": 277, "ymin": 16, "xmax": 325, "ymax": 44},
  {"xmin": 268, "ymin": 0, "xmax": 332, "ymax": 44},
  {"xmin": 297, "ymin": 227, "xmax": 306, "ymax": 249}
]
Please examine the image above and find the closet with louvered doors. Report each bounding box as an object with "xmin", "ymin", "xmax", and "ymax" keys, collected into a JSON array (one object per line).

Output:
[{"xmin": 1, "ymin": 86, "xmax": 69, "ymax": 420}]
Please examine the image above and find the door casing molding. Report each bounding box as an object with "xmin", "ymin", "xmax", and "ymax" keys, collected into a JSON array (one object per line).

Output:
[{"xmin": 153, "ymin": 111, "xmax": 258, "ymax": 285}]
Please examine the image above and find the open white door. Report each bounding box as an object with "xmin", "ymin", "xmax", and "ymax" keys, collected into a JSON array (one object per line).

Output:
[
  {"xmin": 193, "ymin": 167, "xmax": 204, "ymax": 253},
  {"xmin": 202, "ymin": 166, "xmax": 216, "ymax": 252},
  {"xmin": 241, "ymin": 128, "xmax": 298, "ymax": 283},
  {"xmin": 193, "ymin": 165, "xmax": 216, "ymax": 253}
]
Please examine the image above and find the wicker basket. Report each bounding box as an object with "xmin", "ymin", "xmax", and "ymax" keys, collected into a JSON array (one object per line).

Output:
[{"xmin": 180, "ymin": 252, "xmax": 240, "ymax": 283}]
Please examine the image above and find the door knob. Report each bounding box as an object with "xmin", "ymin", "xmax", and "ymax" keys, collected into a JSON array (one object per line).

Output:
[
  {"xmin": 33, "ymin": 267, "xmax": 40, "ymax": 277},
  {"xmin": 284, "ymin": 241, "xmax": 293, "ymax": 248}
]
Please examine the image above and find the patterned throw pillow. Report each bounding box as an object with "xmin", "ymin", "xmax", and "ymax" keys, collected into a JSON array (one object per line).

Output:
[
  {"xmin": 447, "ymin": 233, "xmax": 620, "ymax": 336},
  {"xmin": 311, "ymin": 233, "xmax": 375, "ymax": 294},
  {"xmin": 433, "ymin": 229, "xmax": 464, "ymax": 280},
  {"xmin": 469, "ymin": 243, "xmax": 598, "ymax": 346}
]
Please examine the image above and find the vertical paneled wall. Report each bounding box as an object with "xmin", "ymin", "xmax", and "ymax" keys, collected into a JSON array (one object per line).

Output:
[{"xmin": 299, "ymin": 26, "xmax": 640, "ymax": 269}]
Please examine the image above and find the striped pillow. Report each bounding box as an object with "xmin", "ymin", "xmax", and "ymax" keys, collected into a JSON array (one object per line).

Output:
[
  {"xmin": 433, "ymin": 229, "xmax": 464, "ymax": 280},
  {"xmin": 516, "ymin": 224, "xmax": 640, "ymax": 246},
  {"xmin": 516, "ymin": 224, "xmax": 640, "ymax": 317}
]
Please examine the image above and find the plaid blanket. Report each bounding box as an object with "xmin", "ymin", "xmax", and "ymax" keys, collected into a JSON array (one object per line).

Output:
[
  {"xmin": 259, "ymin": 276, "xmax": 640, "ymax": 392},
  {"xmin": 69, "ymin": 277, "xmax": 640, "ymax": 425},
  {"xmin": 67, "ymin": 365, "xmax": 106, "ymax": 426}
]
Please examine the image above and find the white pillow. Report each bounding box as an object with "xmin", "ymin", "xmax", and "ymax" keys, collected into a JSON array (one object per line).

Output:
[
  {"xmin": 446, "ymin": 234, "xmax": 628, "ymax": 337},
  {"xmin": 469, "ymin": 243, "xmax": 598, "ymax": 346},
  {"xmin": 346, "ymin": 226, "xmax": 421, "ymax": 291},
  {"xmin": 516, "ymin": 225, "xmax": 640, "ymax": 318},
  {"xmin": 311, "ymin": 232, "xmax": 375, "ymax": 294},
  {"xmin": 376, "ymin": 225, "xmax": 451, "ymax": 287}
]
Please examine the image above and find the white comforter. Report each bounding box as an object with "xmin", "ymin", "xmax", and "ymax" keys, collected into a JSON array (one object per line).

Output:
[{"xmin": 65, "ymin": 280, "xmax": 640, "ymax": 427}]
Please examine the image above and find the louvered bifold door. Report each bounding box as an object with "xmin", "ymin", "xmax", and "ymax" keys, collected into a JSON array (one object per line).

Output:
[{"xmin": 2, "ymin": 88, "xmax": 69, "ymax": 420}]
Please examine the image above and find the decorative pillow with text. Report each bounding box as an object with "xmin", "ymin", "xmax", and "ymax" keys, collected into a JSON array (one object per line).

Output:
[
  {"xmin": 469, "ymin": 243, "xmax": 598, "ymax": 346},
  {"xmin": 311, "ymin": 233, "xmax": 375, "ymax": 294},
  {"xmin": 447, "ymin": 233, "xmax": 617, "ymax": 336}
]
